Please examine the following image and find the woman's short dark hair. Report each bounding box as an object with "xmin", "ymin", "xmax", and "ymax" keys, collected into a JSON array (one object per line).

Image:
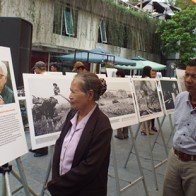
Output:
[
  {"xmin": 142, "ymin": 66, "xmax": 152, "ymax": 78},
  {"xmin": 74, "ymin": 72, "xmax": 106, "ymax": 101},
  {"xmin": 116, "ymin": 70, "xmax": 125, "ymax": 78},
  {"xmin": 50, "ymin": 62, "xmax": 59, "ymax": 70}
]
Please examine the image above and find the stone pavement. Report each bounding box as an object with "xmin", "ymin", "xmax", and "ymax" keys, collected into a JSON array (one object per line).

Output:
[{"xmin": 0, "ymin": 116, "xmax": 174, "ymax": 196}]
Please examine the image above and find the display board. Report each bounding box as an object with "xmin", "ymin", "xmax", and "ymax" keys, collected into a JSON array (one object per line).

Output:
[
  {"xmin": 0, "ymin": 46, "xmax": 28, "ymax": 166},
  {"xmin": 106, "ymin": 68, "xmax": 117, "ymax": 77},
  {"xmin": 132, "ymin": 78, "xmax": 164, "ymax": 122},
  {"xmin": 23, "ymin": 74, "xmax": 71, "ymax": 150},
  {"xmin": 98, "ymin": 77, "xmax": 138, "ymax": 129},
  {"xmin": 65, "ymin": 72, "xmax": 76, "ymax": 79},
  {"xmin": 96, "ymin": 74, "xmax": 106, "ymax": 78},
  {"xmin": 176, "ymin": 68, "xmax": 186, "ymax": 92},
  {"xmin": 159, "ymin": 78, "xmax": 180, "ymax": 115}
]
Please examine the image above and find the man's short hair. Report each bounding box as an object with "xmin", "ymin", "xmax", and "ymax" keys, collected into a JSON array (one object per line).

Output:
[
  {"xmin": 50, "ymin": 62, "xmax": 59, "ymax": 69},
  {"xmin": 187, "ymin": 58, "xmax": 196, "ymax": 67},
  {"xmin": 0, "ymin": 61, "xmax": 8, "ymax": 76},
  {"xmin": 72, "ymin": 61, "xmax": 86, "ymax": 72},
  {"xmin": 33, "ymin": 61, "xmax": 46, "ymax": 70}
]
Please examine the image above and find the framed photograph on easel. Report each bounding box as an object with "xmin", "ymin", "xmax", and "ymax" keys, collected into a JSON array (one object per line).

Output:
[
  {"xmin": 23, "ymin": 74, "xmax": 72, "ymax": 150},
  {"xmin": 132, "ymin": 78, "xmax": 164, "ymax": 122},
  {"xmin": 0, "ymin": 46, "xmax": 28, "ymax": 166},
  {"xmin": 98, "ymin": 77, "xmax": 138, "ymax": 129},
  {"xmin": 159, "ymin": 78, "xmax": 180, "ymax": 115}
]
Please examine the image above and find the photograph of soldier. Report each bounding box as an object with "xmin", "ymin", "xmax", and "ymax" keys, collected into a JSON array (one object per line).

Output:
[
  {"xmin": 160, "ymin": 79, "xmax": 180, "ymax": 111},
  {"xmin": 53, "ymin": 83, "xmax": 60, "ymax": 95},
  {"xmin": 0, "ymin": 61, "xmax": 15, "ymax": 105},
  {"xmin": 133, "ymin": 79, "xmax": 162, "ymax": 120},
  {"xmin": 27, "ymin": 78, "xmax": 71, "ymax": 137}
]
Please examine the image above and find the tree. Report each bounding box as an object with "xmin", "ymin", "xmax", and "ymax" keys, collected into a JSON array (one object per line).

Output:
[
  {"xmin": 156, "ymin": 6, "xmax": 196, "ymax": 67},
  {"xmin": 175, "ymin": 0, "xmax": 195, "ymax": 9}
]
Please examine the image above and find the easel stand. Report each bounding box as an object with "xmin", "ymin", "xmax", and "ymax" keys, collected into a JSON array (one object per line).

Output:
[
  {"xmin": 144, "ymin": 121, "xmax": 159, "ymax": 190},
  {"xmin": 0, "ymin": 158, "xmax": 34, "ymax": 196},
  {"xmin": 124, "ymin": 117, "xmax": 169, "ymax": 191},
  {"xmin": 111, "ymin": 126, "xmax": 149, "ymax": 196},
  {"xmin": 151, "ymin": 114, "xmax": 174, "ymax": 151},
  {"xmin": 40, "ymin": 146, "xmax": 54, "ymax": 196},
  {"xmin": 1, "ymin": 164, "xmax": 12, "ymax": 196},
  {"xmin": 111, "ymin": 137, "xmax": 121, "ymax": 196}
]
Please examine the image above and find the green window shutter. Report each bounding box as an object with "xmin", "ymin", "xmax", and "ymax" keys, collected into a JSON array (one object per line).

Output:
[{"xmin": 64, "ymin": 8, "xmax": 74, "ymax": 36}]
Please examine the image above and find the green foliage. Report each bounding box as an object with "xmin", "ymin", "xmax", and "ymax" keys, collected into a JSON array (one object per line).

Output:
[
  {"xmin": 175, "ymin": 0, "xmax": 195, "ymax": 9},
  {"xmin": 96, "ymin": 0, "xmax": 158, "ymax": 51},
  {"xmin": 101, "ymin": 0, "xmax": 155, "ymax": 25},
  {"xmin": 156, "ymin": 6, "xmax": 196, "ymax": 65}
]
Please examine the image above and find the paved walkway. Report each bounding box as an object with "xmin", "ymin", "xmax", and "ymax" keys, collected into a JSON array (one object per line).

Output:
[{"xmin": 1, "ymin": 116, "xmax": 173, "ymax": 196}]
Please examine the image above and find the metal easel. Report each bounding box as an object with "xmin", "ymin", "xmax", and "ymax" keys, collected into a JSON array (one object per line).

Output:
[
  {"xmin": 111, "ymin": 125, "xmax": 149, "ymax": 196},
  {"xmin": 123, "ymin": 117, "xmax": 169, "ymax": 191},
  {"xmin": 40, "ymin": 146, "xmax": 54, "ymax": 196},
  {"xmin": 0, "ymin": 158, "xmax": 32, "ymax": 196},
  {"xmin": 151, "ymin": 114, "xmax": 175, "ymax": 152}
]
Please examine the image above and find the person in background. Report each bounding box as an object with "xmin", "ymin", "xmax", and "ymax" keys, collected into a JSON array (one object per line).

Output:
[
  {"xmin": 150, "ymin": 70, "xmax": 157, "ymax": 79},
  {"xmin": 72, "ymin": 61, "xmax": 107, "ymax": 96},
  {"xmin": 47, "ymin": 72, "xmax": 112, "ymax": 196},
  {"xmin": 0, "ymin": 61, "xmax": 14, "ymax": 104},
  {"xmin": 114, "ymin": 70, "xmax": 129, "ymax": 139},
  {"xmin": 72, "ymin": 61, "xmax": 88, "ymax": 73},
  {"xmin": 150, "ymin": 69, "xmax": 158, "ymax": 132},
  {"xmin": 140, "ymin": 66, "xmax": 156, "ymax": 135},
  {"xmin": 50, "ymin": 62, "xmax": 60, "ymax": 72},
  {"xmin": 53, "ymin": 83, "xmax": 60, "ymax": 95},
  {"xmin": 33, "ymin": 61, "xmax": 47, "ymax": 74},
  {"xmin": 162, "ymin": 58, "xmax": 196, "ymax": 196},
  {"xmin": 30, "ymin": 61, "xmax": 48, "ymax": 157}
]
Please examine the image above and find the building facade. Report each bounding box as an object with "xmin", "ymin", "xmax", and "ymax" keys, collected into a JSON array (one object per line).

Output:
[{"xmin": 0, "ymin": 0, "xmax": 161, "ymax": 72}]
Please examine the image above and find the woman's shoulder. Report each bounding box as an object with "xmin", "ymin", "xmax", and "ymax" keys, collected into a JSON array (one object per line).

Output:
[{"xmin": 96, "ymin": 107, "xmax": 112, "ymax": 129}]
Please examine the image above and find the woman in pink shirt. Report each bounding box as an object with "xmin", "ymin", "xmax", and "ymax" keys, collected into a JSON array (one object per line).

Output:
[{"xmin": 47, "ymin": 72, "xmax": 112, "ymax": 196}]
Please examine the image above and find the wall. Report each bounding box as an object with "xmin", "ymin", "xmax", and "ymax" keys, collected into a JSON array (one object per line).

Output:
[{"xmin": 0, "ymin": 0, "xmax": 161, "ymax": 61}]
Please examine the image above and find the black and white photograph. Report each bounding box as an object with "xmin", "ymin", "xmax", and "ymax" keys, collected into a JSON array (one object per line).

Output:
[
  {"xmin": 23, "ymin": 74, "xmax": 72, "ymax": 149},
  {"xmin": 160, "ymin": 78, "xmax": 180, "ymax": 115},
  {"xmin": 0, "ymin": 60, "xmax": 15, "ymax": 105},
  {"xmin": 176, "ymin": 68, "xmax": 186, "ymax": 92},
  {"xmin": 0, "ymin": 46, "xmax": 28, "ymax": 166},
  {"xmin": 132, "ymin": 78, "xmax": 164, "ymax": 122},
  {"xmin": 98, "ymin": 77, "xmax": 138, "ymax": 129}
]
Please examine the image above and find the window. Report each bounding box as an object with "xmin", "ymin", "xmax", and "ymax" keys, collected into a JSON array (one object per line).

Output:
[
  {"xmin": 53, "ymin": 4, "xmax": 78, "ymax": 37},
  {"xmin": 99, "ymin": 20, "xmax": 107, "ymax": 43},
  {"xmin": 64, "ymin": 8, "xmax": 74, "ymax": 36}
]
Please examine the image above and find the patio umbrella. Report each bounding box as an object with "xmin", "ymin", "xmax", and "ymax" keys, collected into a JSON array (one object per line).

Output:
[
  {"xmin": 59, "ymin": 47, "xmax": 136, "ymax": 66},
  {"xmin": 114, "ymin": 56, "xmax": 166, "ymax": 71},
  {"xmin": 90, "ymin": 48, "xmax": 136, "ymax": 66},
  {"xmin": 59, "ymin": 50, "xmax": 109, "ymax": 63}
]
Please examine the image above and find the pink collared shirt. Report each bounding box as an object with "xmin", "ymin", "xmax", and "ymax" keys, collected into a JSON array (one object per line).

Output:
[{"xmin": 59, "ymin": 105, "xmax": 97, "ymax": 175}]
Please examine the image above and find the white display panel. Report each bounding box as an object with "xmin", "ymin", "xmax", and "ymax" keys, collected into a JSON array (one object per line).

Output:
[{"xmin": 0, "ymin": 46, "xmax": 28, "ymax": 166}]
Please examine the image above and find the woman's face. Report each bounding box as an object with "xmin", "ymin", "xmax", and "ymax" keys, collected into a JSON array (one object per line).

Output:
[
  {"xmin": 150, "ymin": 70, "xmax": 157, "ymax": 78},
  {"xmin": 51, "ymin": 65, "xmax": 57, "ymax": 72},
  {"xmin": 69, "ymin": 79, "xmax": 93, "ymax": 110}
]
